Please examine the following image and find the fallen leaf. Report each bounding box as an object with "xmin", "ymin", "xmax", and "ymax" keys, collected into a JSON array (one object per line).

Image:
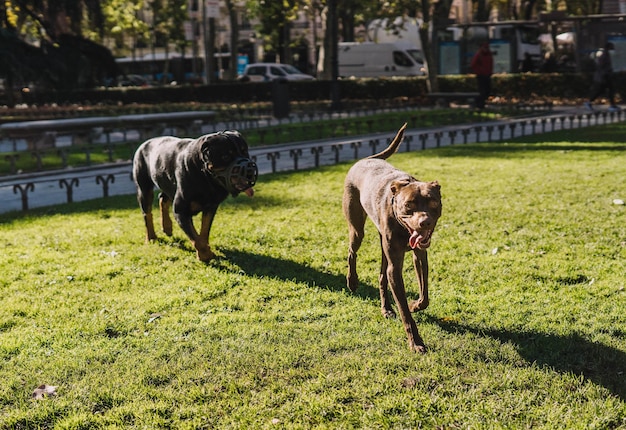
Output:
[
  {"xmin": 148, "ymin": 313, "xmax": 162, "ymax": 323},
  {"xmin": 32, "ymin": 384, "xmax": 57, "ymax": 400},
  {"xmin": 401, "ymin": 377, "xmax": 420, "ymax": 388}
]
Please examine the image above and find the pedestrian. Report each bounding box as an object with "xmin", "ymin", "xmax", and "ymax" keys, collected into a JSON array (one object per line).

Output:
[
  {"xmin": 584, "ymin": 42, "xmax": 620, "ymax": 112},
  {"xmin": 470, "ymin": 41, "xmax": 494, "ymax": 110},
  {"xmin": 520, "ymin": 52, "xmax": 534, "ymax": 73},
  {"xmin": 540, "ymin": 52, "xmax": 557, "ymax": 73}
]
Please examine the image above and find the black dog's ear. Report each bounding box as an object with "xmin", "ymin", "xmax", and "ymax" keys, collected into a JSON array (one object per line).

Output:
[
  {"xmin": 201, "ymin": 134, "xmax": 236, "ymax": 168},
  {"xmin": 390, "ymin": 179, "xmax": 411, "ymax": 195},
  {"xmin": 199, "ymin": 136, "xmax": 217, "ymax": 169},
  {"xmin": 200, "ymin": 131, "xmax": 252, "ymax": 172},
  {"xmin": 223, "ymin": 130, "xmax": 242, "ymax": 139},
  {"xmin": 222, "ymin": 130, "xmax": 250, "ymax": 156}
]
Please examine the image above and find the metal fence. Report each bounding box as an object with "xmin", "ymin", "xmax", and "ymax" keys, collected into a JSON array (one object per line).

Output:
[{"xmin": 1, "ymin": 107, "xmax": 623, "ymax": 214}]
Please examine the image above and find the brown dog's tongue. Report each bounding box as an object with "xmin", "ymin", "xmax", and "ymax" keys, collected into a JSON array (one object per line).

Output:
[
  {"xmin": 245, "ymin": 188, "xmax": 254, "ymax": 197},
  {"xmin": 409, "ymin": 231, "xmax": 420, "ymax": 249}
]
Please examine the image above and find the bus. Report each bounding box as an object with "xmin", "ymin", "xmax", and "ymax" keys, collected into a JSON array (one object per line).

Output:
[{"xmin": 115, "ymin": 52, "xmax": 232, "ymax": 85}]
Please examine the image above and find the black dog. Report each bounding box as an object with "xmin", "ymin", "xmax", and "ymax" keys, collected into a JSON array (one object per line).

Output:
[{"xmin": 132, "ymin": 130, "xmax": 257, "ymax": 261}]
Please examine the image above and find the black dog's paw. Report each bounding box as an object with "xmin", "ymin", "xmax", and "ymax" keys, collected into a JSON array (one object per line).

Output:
[
  {"xmin": 412, "ymin": 344, "xmax": 427, "ymax": 354},
  {"xmin": 196, "ymin": 247, "xmax": 216, "ymax": 262}
]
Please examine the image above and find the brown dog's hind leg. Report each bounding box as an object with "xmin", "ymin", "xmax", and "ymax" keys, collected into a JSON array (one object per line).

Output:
[
  {"xmin": 346, "ymin": 230, "xmax": 362, "ymax": 292},
  {"xmin": 344, "ymin": 192, "xmax": 366, "ymax": 292},
  {"xmin": 378, "ymin": 244, "xmax": 396, "ymax": 318},
  {"xmin": 346, "ymin": 222, "xmax": 366, "ymax": 292},
  {"xmin": 159, "ymin": 194, "xmax": 173, "ymax": 236}
]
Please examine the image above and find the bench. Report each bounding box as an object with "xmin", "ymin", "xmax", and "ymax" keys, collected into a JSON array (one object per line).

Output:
[
  {"xmin": 427, "ymin": 92, "xmax": 480, "ymax": 107},
  {"xmin": 0, "ymin": 111, "xmax": 217, "ymax": 151}
]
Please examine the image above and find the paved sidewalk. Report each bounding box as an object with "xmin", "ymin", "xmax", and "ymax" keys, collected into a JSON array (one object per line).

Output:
[{"xmin": 0, "ymin": 105, "xmax": 621, "ymax": 214}]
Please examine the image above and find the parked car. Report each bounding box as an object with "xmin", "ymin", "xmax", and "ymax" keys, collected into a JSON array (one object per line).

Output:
[
  {"xmin": 116, "ymin": 74, "xmax": 152, "ymax": 87},
  {"xmin": 239, "ymin": 63, "xmax": 315, "ymax": 82}
]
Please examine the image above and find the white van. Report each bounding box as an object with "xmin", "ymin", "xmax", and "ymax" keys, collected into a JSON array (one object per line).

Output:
[{"xmin": 338, "ymin": 42, "xmax": 425, "ymax": 78}]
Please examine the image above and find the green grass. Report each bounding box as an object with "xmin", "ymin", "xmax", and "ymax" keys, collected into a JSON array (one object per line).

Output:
[{"xmin": 1, "ymin": 124, "xmax": 625, "ymax": 428}]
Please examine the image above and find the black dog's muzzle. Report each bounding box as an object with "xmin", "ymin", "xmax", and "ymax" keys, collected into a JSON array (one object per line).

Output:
[{"xmin": 209, "ymin": 157, "xmax": 258, "ymax": 196}]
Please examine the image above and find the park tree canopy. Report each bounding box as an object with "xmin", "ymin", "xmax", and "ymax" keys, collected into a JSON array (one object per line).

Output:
[{"xmin": 0, "ymin": 0, "xmax": 117, "ymax": 103}]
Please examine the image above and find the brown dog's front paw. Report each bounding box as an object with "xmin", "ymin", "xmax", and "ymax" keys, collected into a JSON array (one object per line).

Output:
[
  {"xmin": 346, "ymin": 275, "xmax": 359, "ymax": 292},
  {"xmin": 408, "ymin": 334, "xmax": 427, "ymax": 353},
  {"xmin": 409, "ymin": 299, "xmax": 429, "ymax": 312}
]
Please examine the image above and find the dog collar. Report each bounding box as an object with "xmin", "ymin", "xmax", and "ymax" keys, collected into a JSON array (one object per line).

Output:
[{"xmin": 390, "ymin": 195, "xmax": 409, "ymax": 231}]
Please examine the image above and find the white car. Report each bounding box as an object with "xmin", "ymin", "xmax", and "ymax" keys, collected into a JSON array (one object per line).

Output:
[{"xmin": 239, "ymin": 63, "xmax": 315, "ymax": 82}]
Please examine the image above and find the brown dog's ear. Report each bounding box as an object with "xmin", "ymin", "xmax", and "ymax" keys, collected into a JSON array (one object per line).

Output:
[{"xmin": 390, "ymin": 179, "xmax": 411, "ymax": 195}]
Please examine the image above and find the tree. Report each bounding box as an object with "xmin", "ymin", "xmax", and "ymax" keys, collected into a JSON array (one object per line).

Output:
[
  {"xmin": 224, "ymin": 0, "xmax": 239, "ymax": 81},
  {"xmin": 560, "ymin": 0, "xmax": 604, "ymax": 15},
  {"xmin": 420, "ymin": 0, "xmax": 455, "ymax": 92},
  {"xmin": 473, "ymin": 0, "xmax": 491, "ymax": 21},
  {"xmin": 0, "ymin": 0, "xmax": 117, "ymax": 98},
  {"xmin": 337, "ymin": 0, "xmax": 359, "ymax": 42},
  {"xmin": 151, "ymin": 0, "xmax": 188, "ymax": 55},
  {"xmin": 100, "ymin": 0, "xmax": 150, "ymax": 57},
  {"xmin": 364, "ymin": 0, "xmax": 454, "ymax": 91},
  {"xmin": 148, "ymin": 0, "xmax": 189, "ymax": 83},
  {"xmin": 249, "ymin": 0, "xmax": 300, "ymax": 63}
]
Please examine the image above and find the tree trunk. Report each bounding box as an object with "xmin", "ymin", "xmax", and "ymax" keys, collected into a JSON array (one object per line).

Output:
[
  {"xmin": 5, "ymin": 68, "xmax": 16, "ymax": 108},
  {"xmin": 226, "ymin": 0, "xmax": 238, "ymax": 80},
  {"xmin": 318, "ymin": 6, "xmax": 332, "ymax": 80},
  {"xmin": 419, "ymin": 23, "xmax": 437, "ymax": 93},
  {"xmin": 206, "ymin": 17, "xmax": 216, "ymax": 84}
]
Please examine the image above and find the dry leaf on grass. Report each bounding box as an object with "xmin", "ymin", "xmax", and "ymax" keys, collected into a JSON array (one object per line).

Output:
[
  {"xmin": 147, "ymin": 312, "xmax": 162, "ymax": 323},
  {"xmin": 32, "ymin": 384, "xmax": 57, "ymax": 400}
]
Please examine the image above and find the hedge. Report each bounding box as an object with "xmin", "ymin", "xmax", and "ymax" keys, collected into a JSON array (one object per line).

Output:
[{"xmin": 12, "ymin": 72, "xmax": 623, "ymax": 107}]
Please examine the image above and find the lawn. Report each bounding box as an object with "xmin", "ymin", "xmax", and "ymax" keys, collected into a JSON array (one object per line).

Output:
[{"xmin": 0, "ymin": 124, "xmax": 625, "ymax": 429}]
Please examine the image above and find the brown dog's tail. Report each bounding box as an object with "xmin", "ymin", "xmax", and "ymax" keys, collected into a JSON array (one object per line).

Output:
[{"xmin": 366, "ymin": 123, "xmax": 407, "ymax": 160}]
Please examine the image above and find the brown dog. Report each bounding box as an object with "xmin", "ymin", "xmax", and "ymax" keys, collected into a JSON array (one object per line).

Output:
[{"xmin": 342, "ymin": 123, "xmax": 442, "ymax": 353}]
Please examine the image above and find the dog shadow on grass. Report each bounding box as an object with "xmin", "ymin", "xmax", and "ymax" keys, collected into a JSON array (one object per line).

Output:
[
  {"xmin": 428, "ymin": 316, "xmax": 626, "ymax": 401},
  {"xmin": 217, "ymin": 248, "xmax": 383, "ymax": 304},
  {"xmin": 218, "ymin": 248, "xmax": 348, "ymax": 293}
]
